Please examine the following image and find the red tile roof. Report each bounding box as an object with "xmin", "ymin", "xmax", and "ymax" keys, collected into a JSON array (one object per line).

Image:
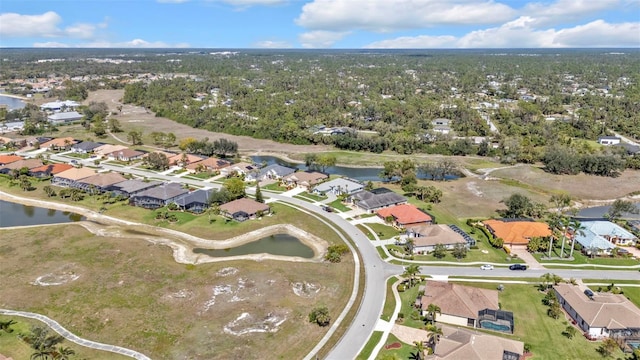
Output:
[
  {"xmin": 377, "ymin": 204, "xmax": 432, "ymax": 225},
  {"xmin": 29, "ymin": 163, "xmax": 74, "ymax": 175},
  {"xmin": 483, "ymin": 219, "xmax": 552, "ymax": 245},
  {"xmin": 0, "ymin": 154, "xmax": 23, "ymax": 165}
]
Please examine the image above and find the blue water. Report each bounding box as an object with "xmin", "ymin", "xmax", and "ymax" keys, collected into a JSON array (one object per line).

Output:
[
  {"xmin": 251, "ymin": 155, "xmax": 459, "ymax": 182},
  {"xmin": 192, "ymin": 233, "xmax": 314, "ymax": 258},
  {"xmin": 0, "ymin": 200, "xmax": 85, "ymax": 227},
  {"xmin": 480, "ymin": 320, "xmax": 511, "ymax": 332},
  {"xmin": 0, "ymin": 94, "xmax": 26, "ymax": 111}
]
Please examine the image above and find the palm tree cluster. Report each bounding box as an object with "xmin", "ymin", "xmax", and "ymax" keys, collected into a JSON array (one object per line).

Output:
[{"xmin": 19, "ymin": 325, "xmax": 76, "ymax": 360}]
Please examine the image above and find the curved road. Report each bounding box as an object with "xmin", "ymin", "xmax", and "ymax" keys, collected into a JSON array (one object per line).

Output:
[
  {"xmin": 0, "ymin": 309, "xmax": 150, "ymax": 360},
  {"xmin": 40, "ymin": 152, "xmax": 640, "ymax": 359}
]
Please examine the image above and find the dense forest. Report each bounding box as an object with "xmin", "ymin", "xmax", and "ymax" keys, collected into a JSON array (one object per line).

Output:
[{"xmin": 2, "ymin": 48, "xmax": 639, "ymax": 175}]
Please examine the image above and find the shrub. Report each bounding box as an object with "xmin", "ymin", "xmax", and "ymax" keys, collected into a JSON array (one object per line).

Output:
[{"xmin": 308, "ymin": 306, "xmax": 331, "ymax": 327}]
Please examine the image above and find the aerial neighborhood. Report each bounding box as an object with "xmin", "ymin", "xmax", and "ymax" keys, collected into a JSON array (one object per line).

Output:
[{"xmin": 1, "ymin": 47, "xmax": 639, "ymax": 360}]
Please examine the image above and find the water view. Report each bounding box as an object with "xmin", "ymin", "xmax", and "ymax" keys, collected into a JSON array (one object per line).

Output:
[
  {"xmin": 250, "ymin": 155, "xmax": 459, "ymax": 182},
  {"xmin": 193, "ymin": 233, "xmax": 314, "ymax": 258},
  {"xmin": 0, "ymin": 94, "xmax": 26, "ymax": 111},
  {"xmin": 0, "ymin": 200, "xmax": 85, "ymax": 227}
]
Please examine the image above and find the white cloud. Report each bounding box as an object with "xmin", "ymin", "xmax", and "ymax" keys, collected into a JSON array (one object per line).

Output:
[
  {"xmin": 299, "ymin": 30, "xmax": 350, "ymax": 48},
  {"xmin": 296, "ymin": 0, "xmax": 516, "ymax": 32},
  {"xmin": 365, "ymin": 35, "xmax": 458, "ymax": 48},
  {"xmin": 364, "ymin": 19, "xmax": 640, "ymax": 48},
  {"xmin": 0, "ymin": 11, "xmax": 102, "ymax": 39},
  {"xmin": 523, "ymin": 0, "xmax": 621, "ymax": 27},
  {"xmin": 254, "ymin": 40, "xmax": 293, "ymax": 48},
  {"xmin": 35, "ymin": 39, "xmax": 191, "ymax": 48}
]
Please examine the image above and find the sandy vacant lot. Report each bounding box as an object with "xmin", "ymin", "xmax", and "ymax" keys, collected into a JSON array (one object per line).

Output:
[
  {"xmin": 0, "ymin": 224, "xmax": 352, "ymax": 360},
  {"xmin": 87, "ymin": 90, "xmax": 329, "ymax": 154}
]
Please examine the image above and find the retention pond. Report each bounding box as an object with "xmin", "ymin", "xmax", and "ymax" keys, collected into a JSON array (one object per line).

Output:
[{"xmin": 193, "ymin": 233, "xmax": 315, "ymax": 258}]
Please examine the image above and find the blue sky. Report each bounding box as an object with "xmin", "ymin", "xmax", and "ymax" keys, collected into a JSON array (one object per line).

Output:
[{"xmin": 1, "ymin": 0, "xmax": 639, "ymax": 48}]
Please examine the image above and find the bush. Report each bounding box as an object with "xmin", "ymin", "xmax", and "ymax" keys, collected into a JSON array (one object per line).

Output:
[
  {"xmin": 503, "ymin": 246, "xmax": 511, "ymax": 255},
  {"xmin": 325, "ymin": 244, "xmax": 350, "ymax": 263},
  {"xmin": 309, "ymin": 306, "xmax": 331, "ymax": 327}
]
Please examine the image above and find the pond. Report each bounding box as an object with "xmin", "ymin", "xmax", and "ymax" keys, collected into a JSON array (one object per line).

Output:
[
  {"xmin": 0, "ymin": 200, "xmax": 85, "ymax": 227},
  {"xmin": 192, "ymin": 233, "xmax": 315, "ymax": 258},
  {"xmin": 574, "ymin": 202, "xmax": 640, "ymax": 220},
  {"xmin": 250, "ymin": 155, "xmax": 459, "ymax": 182},
  {"xmin": 0, "ymin": 94, "xmax": 26, "ymax": 111}
]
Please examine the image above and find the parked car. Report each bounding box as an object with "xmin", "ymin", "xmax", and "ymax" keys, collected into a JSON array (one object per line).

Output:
[
  {"xmin": 480, "ymin": 264, "xmax": 494, "ymax": 270},
  {"xmin": 509, "ymin": 264, "xmax": 527, "ymax": 271},
  {"xmin": 584, "ymin": 289, "xmax": 595, "ymax": 298}
]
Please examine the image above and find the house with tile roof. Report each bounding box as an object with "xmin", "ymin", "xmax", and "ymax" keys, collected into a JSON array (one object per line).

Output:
[
  {"xmin": 107, "ymin": 148, "xmax": 146, "ymax": 162},
  {"xmin": 377, "ymin": 204, "xmax": 432, "ymax": 228},
  {"xmin": 419, "ymin": 281, "xmax": 500, "ymax": 328},
  {"xmin": 76, "ymin": 172, "xmax": 128, "ymax": 193},
  {"xmin": 0, "ymin": 154, "xmax": 23, "ymax": 165},
  {"xmin": 554, "ymin": 283, "xmax": 640, "ymax": 342},
  {"xmin": 167, "ymin": 153, "xmax": 205, "ymax": 167},
  {"xmin": 0, "ymin": 158, "xmax": 44, "ymax": 174},
  {"xmin": 219, "ymin": 198, "xmax": 270, "ymax": 222},
  {"xmin": 40, "ymin": 137, "xmax": 77, "ymax": 150},
  {"xmin": 283, "ymin": 171, "xmax": 328, "ymax": 190},
  {"xmin": 312, "ymin": 177, "xmax": 364, "ymax": 196},
  {"xmin": 51, "ymin": 167, "xmax": 97, "ymax": 187},
  {"xmin": 406, "ymin": 224, "xmax": 467, "ymax": 253},
  {"xmin": 483, "ymin": 219, "xmax": 552, "ymax": 248},
  {"xmin": 94, "ymin": 144, "xmax": 129, "ymax": 157},
  {"xmin": 431, "ymin": 324, "xmax": 524, "ymax": 360},
  {"xmin": 130, "ymin": 182, "xmax": 189, "ymax": 209},
  {"xmin": 106, "ymin": 179, "xmax": 162, "ymax": 198},
  {"xmin": 350, "ymin": 188, "xmax": 407, "ymax": 213},
  {"xmin": 29, "ymin": 163, "xmax": 74, "ymax": 178},
  {"xmin": 185, "ymin": 157, "xmax": 231, "ymax": 173},
  {"xmin": 220, "ymin": 161, "xmax": 256, "ymax": 177},
  {"xmin": 577, "ymin": 221, "xmax": 637, "ymax": 248}
]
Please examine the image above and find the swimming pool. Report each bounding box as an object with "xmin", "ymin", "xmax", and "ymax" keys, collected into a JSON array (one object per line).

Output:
[{"xmin": 480, "ymin": 320, "xmax": 511, "ymax": 333}]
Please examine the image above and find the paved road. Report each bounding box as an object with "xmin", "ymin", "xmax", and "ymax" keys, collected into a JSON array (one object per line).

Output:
[
  {"xmin": 33, "ymin": 152, "xmax": 640, "ymax": 359},
  {"xmin": 611, "ymin": 129, "xmax": 640, "ymax": 147},
  {"xmin": 0, "ymin": 309, "xmax": 151, "ymax": 360}
]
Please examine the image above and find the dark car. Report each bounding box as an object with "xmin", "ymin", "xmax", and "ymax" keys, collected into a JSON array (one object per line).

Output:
[
  {"xmin": 584, "ymin": 289, "xmax": 594, "ymax": 298},
  {"xmin": 509, "ymin": 264, "xmax": 527, "ymax": 271}
]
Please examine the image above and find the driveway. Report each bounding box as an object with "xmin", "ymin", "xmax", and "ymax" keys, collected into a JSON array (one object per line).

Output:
[{"xmin": 509, "ymin": 247, "xmax": 544, "ymax": 270}]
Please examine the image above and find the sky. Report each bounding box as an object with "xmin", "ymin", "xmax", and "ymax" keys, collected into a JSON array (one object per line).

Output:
[{"xmin": 0, "ymin": 0, "xmax": 639, "ymax": 49}]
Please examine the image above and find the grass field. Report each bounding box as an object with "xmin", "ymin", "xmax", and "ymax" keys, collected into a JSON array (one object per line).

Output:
[
  {"xmin": 0, "ymin": 225, "xmax": 354, "ymax": 359},
  {"xmin": 356, "ymin": 331, "xmax": 383, "ymax": 360},
  {"xmin": 0, "ymin": 315, "xmax": 131, "ymax": 360},
  {"xmin": 381, "ymin": 277, "xmax": 398, "ymax": 322},
  {"xmin": 533, "ymin": 251, "xmax": 640, "ymax": 267},
  {"xmin": 366, "ymin": 223, "xmax": 402, "ymax": 240},
  {"xmin": 374, "ymin": 333, "xmax": 416, "ymax": 360}
]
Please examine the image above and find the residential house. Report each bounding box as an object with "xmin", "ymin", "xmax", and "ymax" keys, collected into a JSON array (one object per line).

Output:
[
  {"xmin": 574, "ymin": 221, "xmax": 637, "ymax": 255},
  {"xmin": 0, "ymin": 121, "xmax": 24, "ymax": 132},
  {"xmin": 246, "ymin": 164, "xmax": 296, "ymax": 182},
  {"xmin": 312, "ymin": 177, "xmax": 364, "ymax": 196},
  {"xmin": 350, "ymin": 188, "xmax": 407, "ymax": 213},
  {"xmin": 71, "ymin": 141, "xmax": 103, "ymax": 154},
  {"xmin": 406, "ymin": 224, "xmax": 467, "ymax": 253},
  {"xmin": 554, "ymin": 283, "xmax": 640, "ymax": 344},
  {"xmin": 219, "ymin": 198, "xmax": 270, "ymax": 222},
  {"xmin": 40, "ymin": 137, "xmax": 77, "ymax": 151},
  {"xmin": 431, "ymin": 324, "xmax": 524, "ymax": 360},
  {"xmin": 51, "ymin": 167, "xmax": 97, "ymax": 187},
  {"xmin": 432, "ymin": 118, "xmax": 452, "ymax": 135},
  {"xmin": 0, "ymin": 158, "xmax": 43, "ymax": 174},
  {"xmin": 616, "ymin": 143, "xmax": 640, "ymax": 156},
  {"xmin": 419, "ymin": 281, "xmax": 499, "ymax": 328},
  {"xmin": 107, "ymin": 148, "xmax": 145, "ymax": 162},
  {"xmin": 185, "ymin": 157, "xmax": 231, "ymax": 173},
  {"xmin": 47, "ymin": 111, "xmax": 83, "ymax": 124},
  {"xmin": 40, "ymin": 100, "xmax": 80, "ymax": 111},
  {"xmin": 167, "ymin": 153, "xmax": 205, "ymax": 167},
  {"xmin": 283, "ymin": 171, "xmax": 328, "ymax": 190},
  {"xmin": 597, "ymin": 136, "xmax": 622, "ymax": 146},
  {"xmin": 377, "ymin": 204, "xmax": 432, "ymax": 229},
  {"xmin": 174, "ymin": 189, "xmax": 213, "ymax": 213},
  {"xmin": 29, "ymin": 163, "xmax": 73, "ymax": 178},
  {"xmin": 0, "ymin": 154, "xmax": 23, "ymax": 166},
  {"xmin": 130, "ymin": 183, "xmax": 189, "ymax": 209},
  {"xmin": 482, "ymin": 219, "xmax": 552, "ymax": 248},
  {"xmin": 106, "ymin": 179, "xmax": 162, "ymax": 198},
  {"xmin": 94, "ymin": 144, "xmax": 129, "ymax": 157},
  {"xmin": 219, "ymin": 161, "xmax": 256, "ymax": 177},
  {"xmin": 75, "ymin": 172, "xmax": 128, "ymax": 193}
]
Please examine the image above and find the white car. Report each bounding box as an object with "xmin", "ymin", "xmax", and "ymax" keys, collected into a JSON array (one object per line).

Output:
[{"xmin": 480, "ymin": 264, "xmax": 494, "ymax": 270}]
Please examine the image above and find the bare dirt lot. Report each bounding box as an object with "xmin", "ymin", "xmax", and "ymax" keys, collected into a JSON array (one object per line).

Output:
[
  {"xmin": 0, "ymin": 224, "xmax": 352, "ymax": 360},
  {"xmin": 87, "ymin": 90, "xmax": 329, "ymax": 154}
]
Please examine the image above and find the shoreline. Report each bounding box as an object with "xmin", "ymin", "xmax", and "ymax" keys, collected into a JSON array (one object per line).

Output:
[
  {"xmin": 0, "ymin": 93, "xmax": 30, "ymax": 101},
  {"xmin": 0, "ymin": 190, "xmax": 328, "ymax": 264}
]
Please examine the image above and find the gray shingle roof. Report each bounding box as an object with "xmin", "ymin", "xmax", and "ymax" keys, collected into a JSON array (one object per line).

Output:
[
  {"xmin": 174, "ymin": 189, "xmax": 213, "ymax": 207},
  {"xmin": 134, "ymin": 182, "xmax": 188, "ymax": 201},
  {"xmin": 72, "ymin": 141, "xmax": 103, "ymax": 151},
  {"xmin": 352, "ymin": 189, "xmax": 407, "ymax": 211},
  {"xmin": 108, "ymin": 179, "xmax": 162, "ymax": 194}
]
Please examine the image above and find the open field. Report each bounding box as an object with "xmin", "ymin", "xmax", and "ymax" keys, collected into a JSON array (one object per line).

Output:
[
  {"xmin": 0, "ymin": 315, "xmax": 131, "ymax": 360},
  {"xmin": 0, "ymin": 224, "xmax": 353, "ymax": 359}
]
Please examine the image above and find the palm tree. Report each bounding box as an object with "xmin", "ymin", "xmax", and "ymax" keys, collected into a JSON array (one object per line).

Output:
[
  {"xmin": 425, "ymin": 303, "xmax": 441, "ymax": 325},
  {"xmin": 0, "ymin": 319, "xmax": 16, "ymax": 333},
  {"xmin": 403, "ymin": 264, "xmax": 421, "ymax": 287},
  {"xmin": 425, "ymin": 323, "xmax": 443, "ymax": 351},
  {"xmin": 568, "ymin": 218, "xmax": 585, "ymax": 259},
  {"xmin": 30, "ymin": 346, "xmax": 53, "ymax": 360},
  {"xmin": 52, "ymin": 346, "xmax": 75, "ymax": 360},
  {"xmin": 412, "ymin": 340, "xmax": 426, "ymax": 360}
]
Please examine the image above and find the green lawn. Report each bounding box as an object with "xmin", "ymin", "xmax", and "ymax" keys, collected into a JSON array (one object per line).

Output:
[
  {"xmin": 381, "ymin": 277, "xmax": 398, "ymax": 321},
  {"xmin": 452, "ymin": 282, "xmax": 624, "ymax": 360},
  {"xmin": 376, "ymin": 246, "xmax": 389, "ymax": 260},
  {"xmin": 356, "ymin": 331, "xmax": 383, "ymax": 360},
  {"xmin": 366, "ymin": 223, "xmax": 401, "ymax": 240},
  {"xmin": 328, "ymin": 199, "xmax": 351, "ymax": 212},
  {"xmin": 533, "ymin": 251, "xmax": 639, "ymax": 267},
  {"xmin": 262, "ymin": 183, "xmax": 286, "ymax": 192},
  {"xmin": 396, "ymin": 281, "xmax": 425, "ymax": 329},
  {"xmin": 297, "ymin": 191, "xmax": 327, "ymax": 202},
  {"xmin": 374, "ymin": 333, "xmax": 416, "ymax": 360},
  {"xmin": 357, "ymin": 224, "xmax": 375, "ymax": 240},
  {"xmin": 183, "ymin": 172, "xmax": 216, "ymax": 180}
]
